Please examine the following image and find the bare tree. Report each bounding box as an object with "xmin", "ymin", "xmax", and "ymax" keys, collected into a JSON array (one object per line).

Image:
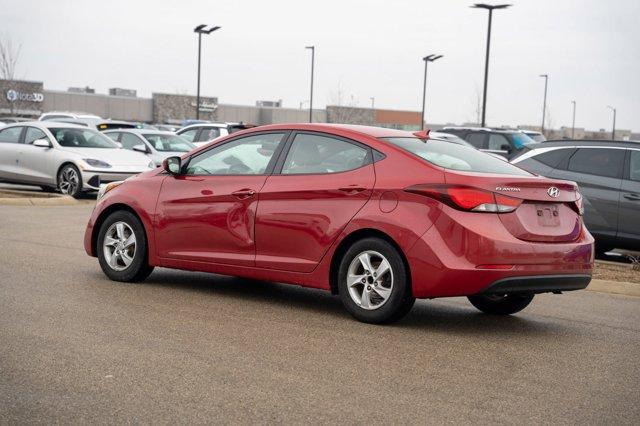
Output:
[
  {"xmin": 0, "ymin": 36, "xmax": 21, "ymax": 81},
  {"xmin": 467, "ymin": 85, "xmax": 482, "ymax": 125},
  {"xmin": 327, "ymin": 82, "xmax": 369, "ymax": 124}
]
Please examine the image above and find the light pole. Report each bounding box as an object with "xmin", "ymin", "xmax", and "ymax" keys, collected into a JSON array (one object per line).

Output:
[
  {"xmin": 471, "ymin": 3, "xmax": 511, "ymax": 127},
  {"xmin": 421, "ymin": 54, "xmax": 443, "ymax": 130},
  {"xmin": 607, "ymin": 105, "xmax": 616, "ymax": 140},
  {"xmin": 370, "ymin": 97, "xmax": 375, "ymax": 109},
  {"xmin": 305, "ymin": 46, "xmax": 315, "ymax": 123},
  {"xmin": 540, "ymin": 74, "xmax": 548, "ymax": 134},
  {"xmin": 194, "ymin": 24, "xmax": 221, "ymax": 120},
  {"xmin": 571, "ymin": 100, "xmax": 576, "ymax": 138}
]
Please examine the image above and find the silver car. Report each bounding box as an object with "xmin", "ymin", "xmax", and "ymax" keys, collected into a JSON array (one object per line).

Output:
[
  {"xmin": 0, "ymin": 121, "xmax": 154, "ymax": 198},
  {"xmin": 103, "ymin": 129, "xmax": 196, "ymax": 166}
]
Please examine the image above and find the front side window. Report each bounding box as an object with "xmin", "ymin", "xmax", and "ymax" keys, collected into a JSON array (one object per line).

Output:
[
  {"xmin": 509, "ymin": 132, "xmax": 537, "ymax": 149},
  {"xmin": 0, "ymin": 126, "xmax": 23, "ymax": 143},
  {"xmin": 532, "ymin": 148, "xmax": 574, "ymax": 168},
  {"xmin": 143, "ymin": 134, "xmax": 194, "ymax": 152},
  {"xmin": 185, "ymin": 133, "xmax": 285, "ymax": 175},
  {"xmin": 466, "ymin": 133, "xmax": 485, "ymax": 148},
  {"xmin": 629, "ymin": 151, "xmax": 640, "ymax": 182},
  {"xmin": 50, "ymin": 128, "xmax": 118, "ymax": 149},
  {"xmin": 24, "ymin": 127, "xmax": 50, "ymax": 145},
  {"xmin": 179, "ymin": 128, "xmax": 199, "ymax": 142},
  {"xmin": 568, "ymin": 148, "xmax": 625, "ymax": 179},
  {"xmin": 281, "ymin": 134, "xmax": 368, "ymax": 175},
  {"xmin": 488, "ymin": 134, "xmax": 510, "ymax": 151},
  {"xmin": 197, "ymin": 127, "xmax": 221, "ymax": 142},
  {"xmin": 120, "ymin": 133, "xmax": 144, "ymax": 150},
  {"xmin": 382, "ymin": 137, "xmax": 532, "ymax": 176}
]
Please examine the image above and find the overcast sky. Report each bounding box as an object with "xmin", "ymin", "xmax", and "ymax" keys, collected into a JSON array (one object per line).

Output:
[{"xmin": 1, "ymin": 0, "xmax": 638, "ymax": 131}]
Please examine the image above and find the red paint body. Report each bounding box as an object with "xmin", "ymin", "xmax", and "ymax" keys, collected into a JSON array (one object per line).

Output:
[{"xmin": 84, "ymin": 124, "xmax": 594, "ymax": 298}]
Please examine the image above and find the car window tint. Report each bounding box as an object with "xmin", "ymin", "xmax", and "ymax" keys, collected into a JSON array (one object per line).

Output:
[
  {"xmin": 179, "ymin": 128, "xmax": 199, "ymax": 142},
  {"xmin": 24, "ymin": 127, "xmax": 49, "ymax": 144},
  {"xmin": 567, "ymin": 148, "xmax": 625, "ymax": 179},
  {"xmin": 282, "ymin": 134, "xmax": 368, "ymax": 175},
  {"xmin": 120, "ymin": 133, "xmax": 143, "ymax": 150},
  {"xmin": 532, "ymin": 148, "xmax": 574, "ymax": 168},
  {"xmin": 629, "ymin": 151, "xmax": 640, "ymax": 182},
  {"xmin": 186, "ymin": 133, "xmax": 286, "ymax": 175},
  {"xmin": 50, "ymin": 128, "xmax": 118, "ymax": 148},
  {"xmin": 466, "ymin": 133, "xmax": 485, "ymax": 148},
  {"xmin": 198, "ymin": 127, "xmax": 221, "ymax": 142},
  {"xmin": 0, "ymin": 126, "xmax": 22, "ymax": 143},
  {"xmin": 105, "ymin": 132, "xmax": 120, "ymax": 142},
  {"xmin": 488, "ymin": 134, "xmax": 509, "ymax": 151}
]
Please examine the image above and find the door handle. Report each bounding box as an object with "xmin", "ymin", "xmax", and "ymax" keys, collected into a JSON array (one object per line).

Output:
[
  {"xmin": 338, "ymin": 185, "xmax": 367, "ymax": 194},
  {"xmin": 623, "ymin": 193, "xmax": 640, "ymax": 201},
  {"xmin": 231, "ymin": 188, "xmax": 256, "ymax": 199}
]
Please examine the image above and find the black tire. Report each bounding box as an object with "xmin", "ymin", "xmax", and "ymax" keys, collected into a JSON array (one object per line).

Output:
[
  {"xmin": 97, "ymin": 210, "xmax": 154, "ymax": 282},
  {"xmin": 467, "ymin": 293, "xmax": 534, "ymax": 315},
  {"xmin": 337, "ymin": 237, "xmax": 415, "ymax": 324},
  {"xmin": 57, "ymin": 164, "xmax": 83, "ymax": 199}
]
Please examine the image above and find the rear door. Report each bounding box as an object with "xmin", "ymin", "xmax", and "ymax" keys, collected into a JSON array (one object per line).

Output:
[
  {"xmin": 254, "ymin": 132, "xmax": 375, "ymax": 272},
  {"xmin": 550, "ymin": 147, "xmax": 625, "ymax": 241},
  {"xmin": 0, "ymin": 126, "xmax": 25, "ymax": 182},
  {"xmin": 618, "ymin": 149, "xmax": 640, "ymax": 248}
]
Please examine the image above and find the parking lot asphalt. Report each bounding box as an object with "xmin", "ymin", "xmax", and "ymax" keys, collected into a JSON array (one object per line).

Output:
[{"xmin": 1, "ymin": 204, "xmax": 639, "ymax": 424}]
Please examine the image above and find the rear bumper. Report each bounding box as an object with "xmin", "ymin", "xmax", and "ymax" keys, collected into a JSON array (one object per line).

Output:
[{"xmin": 479, "ymin": 274, "xmax": 591, "ymax": 295}]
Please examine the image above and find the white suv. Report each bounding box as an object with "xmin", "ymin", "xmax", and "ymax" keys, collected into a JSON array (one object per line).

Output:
[
  {"xmin": 176, "ymin": 122, "xmax": 255, "ymax": 147},
  {"xmin": 39, "ymin": 111, "xmax": 102, "ymax": 121}
]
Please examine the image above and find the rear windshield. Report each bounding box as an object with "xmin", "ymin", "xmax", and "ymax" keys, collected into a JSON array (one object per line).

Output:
[{"xmin": 382, "ymin": 137, "xmax": 532, "ymax": 176}]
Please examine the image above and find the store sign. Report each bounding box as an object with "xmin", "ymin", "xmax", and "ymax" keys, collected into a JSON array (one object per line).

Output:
[
  {"xmin": 190, "ymin": 101, "xmax": 218, "ymax": 112},
  {"xmin": 6, "ymin": 89, "xmax": 44, "ymax": 103}
]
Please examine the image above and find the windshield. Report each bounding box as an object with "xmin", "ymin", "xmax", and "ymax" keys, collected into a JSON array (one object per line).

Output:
[
  {"xmin": 509, "ymin": 132, "xmax": 537, "ymax": 148},
  {"xmin": 381, "ymin": 137, "xmax": 532, "ymax": 176},
  {"xmin": 142, "ymin": 133, "xmax": 195, "ymax": 152},
  {"xmin": 50, "ymin": 127, "xmax": 118, "ymax": 148}
]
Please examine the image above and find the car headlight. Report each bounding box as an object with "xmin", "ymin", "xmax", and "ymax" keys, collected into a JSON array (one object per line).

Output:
[
  {"xmin": 97, "ymin": 181, "xmax": 124, "ymax": 201},
  {"xmin": 83, "ymin": 158, "xmax": 112, "ymax": 168}
]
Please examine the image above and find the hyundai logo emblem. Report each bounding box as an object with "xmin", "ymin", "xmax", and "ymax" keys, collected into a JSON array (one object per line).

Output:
[{"xmin": 547, "ymin": 187, "xmax": 560, "ymax": 198}]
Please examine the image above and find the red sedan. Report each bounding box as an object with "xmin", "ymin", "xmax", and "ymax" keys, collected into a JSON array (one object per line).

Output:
[{"xmin": 84, "ymin": 124, "xmax": 594, "ymax": 324}]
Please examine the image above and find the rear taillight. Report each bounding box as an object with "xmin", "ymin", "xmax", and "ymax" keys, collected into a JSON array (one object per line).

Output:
[
  {"xmin": 572, "ymin": 193, "xmax": 584, "ymax": 215},
  {"xmin": 405, "ymin": 184, "xmax": 523, "ymax": 213}
]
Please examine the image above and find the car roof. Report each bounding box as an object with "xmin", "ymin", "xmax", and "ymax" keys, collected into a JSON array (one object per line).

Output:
[
  {"xmin": 1, "ymin": 120, "xmax": 86, "ymax": 129},
  {"xmin": 536, "ymin": 139, "xmax": 640, "ymax": 149},
  {"xmin": 104, "ymin": 128, "xmax": 176, "ymax": 135},
  {"xmin": 243, "ymin": 123, "xmax": 416, "ymax": 139}
]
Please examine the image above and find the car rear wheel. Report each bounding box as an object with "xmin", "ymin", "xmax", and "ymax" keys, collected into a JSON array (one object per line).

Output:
[
  {"xmin": 57, "ymin": 164, "xmax": 83, "ymax": 198},
  {"xmin": 467, "ymin": 293, "xmax": 534, "ymax": 315},
  {"xmin": 338, "ymin": 238, "xmax": 415, "ymax": 324},
  {"xmin": 97, "ymin": 210, "xmax": 154, "ymax": 282}
]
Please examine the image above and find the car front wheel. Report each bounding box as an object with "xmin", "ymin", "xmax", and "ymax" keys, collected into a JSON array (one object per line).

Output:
[
  {"xmin": 57, "ymin": 164, "xmax": 83, "ymax": 198},
  {"xmin": 467, "ymin": 293, "xmax": 534, "ymax": 315},
  {"xmin": 338, "ymin": 238, "xmax": 415, "ymax": 324},
  {"xmin": 97, "ymin": 210, "xmax": 154, "ymax": 282}
]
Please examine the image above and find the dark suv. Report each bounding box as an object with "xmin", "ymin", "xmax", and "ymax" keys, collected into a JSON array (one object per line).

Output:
[
  {"xmin": 441, "ymin": 127, "xmax": 538, "ymax": 160},
  {"xmin": 512, "ymin": 140, "xmax": 640, "ymax": 253}
]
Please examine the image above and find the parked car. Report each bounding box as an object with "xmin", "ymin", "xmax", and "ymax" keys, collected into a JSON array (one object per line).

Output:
[
  {"xmin": 104, "ymin": 129, "xmax": 196, "ymax": 166},
  {"xmin": 521, "ymin": 129, "xmax": 546, "ymax": 142},
  {"xmin": 84, "ymin": 123, "xmax": 593, "ymax": 324},
  {"xmin": 0, "ymin": 116, "xmax": 32, "ymax": 124},
  {"xmin": 47, "ymin": 117, "xmax": 137, "ymax": 132},
  {"xmin": 511, "ymin": 140, "xmax": 640, "ymax": 253},
  {"xmin": 177, "ymin": 122, "xmax": 256, "ymax": 147},
  {"xmin": 413, "ymin": 130, "xmax": 508, "ymax": 162},
  {"xmin": 441, "ymin": 127, "xmax": 539, "ymax": 159},
  {"xmin": 39, "ymin": 111, "xmax": 101, "ymax": 121},
  {"xmin": 0, "ymin": 122, "xmax": 154, "ymax": 198},
  {"xmin": 154, "ymin": 124, "xmax": 180, "ymax": 132}
]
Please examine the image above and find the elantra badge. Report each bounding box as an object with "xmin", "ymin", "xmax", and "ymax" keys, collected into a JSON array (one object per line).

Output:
[
  {"xmin": 495, "ymin": 186, "xmax": 520, "ymax": 192},
  {"xmin": 547, "ymin": 187, "xmax": 560, "ymax": 198}
]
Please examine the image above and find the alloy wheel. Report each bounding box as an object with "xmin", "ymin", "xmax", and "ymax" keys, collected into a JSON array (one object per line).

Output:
[
  {"xmin": 346, "ymin": 250, "xmax": 394, "ymax": 310},
  {"xmin": 59, "ymin": 167, "xmax": 79, "ymax": 195},
  {"xmin": 103, "ymin": 221, "xmax": 137, "ymax": 271}
]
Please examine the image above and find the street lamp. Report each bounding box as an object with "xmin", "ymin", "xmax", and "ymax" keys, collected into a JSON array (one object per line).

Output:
[
  {"xmin": 539, "ymin": 74, "xmax": 548, "ymax": 134},
  {"xmin": 471, "ymin": 3, "xmax": 511, "ymax": 127},
  {"xmin": 421, "ymin": 54, "xmax": 443, "ymax": 130},
  {"xmin": 305, "ymin": 46, "xmax": 315, "ymax": 123},
  {"xmin": 194, "ymin": 24, "xmax": 221, "ymax": 120},
  {"xmin": 607, "ymin": 105, "xmax": 616, "ymax": 140},
  {"xmin": 571, "ymin": 100, "xmax": 576, "ymax": 139}
]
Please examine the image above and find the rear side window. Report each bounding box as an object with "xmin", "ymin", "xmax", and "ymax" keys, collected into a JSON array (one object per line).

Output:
[
  {"xmin": 532, "ymin": 148, "xmax": 574, "ymax": 168},
  {"xmin": 629, "ymin": 151, "xmax": 640, "ymax": 182},
  {"xmin": 0, "ymin": 126, "xmax": 22, "ymax": 143},
  {"xmin": 568, "ymin": 148, "xmax": 625, "ymax": 179},
  {"xmin": 466, "ymin": 133, "xmax": 485, "ymax": 148},
  {"xmin": 282, "ymin": 134, "xmax": 368, "ymax": 174},
  {"xmin": 382, "ymin": 138, "xmax": 531, "ymax": 176}
]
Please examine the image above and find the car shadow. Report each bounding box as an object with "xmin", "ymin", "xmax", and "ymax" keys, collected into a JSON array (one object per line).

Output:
[{"xmin": 111, "ymin": 268, "xmax": 564, "ymax": 336}]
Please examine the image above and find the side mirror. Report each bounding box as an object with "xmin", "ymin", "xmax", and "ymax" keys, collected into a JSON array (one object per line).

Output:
[
  {"xmin": 163, "ymin": 156, "xmax": 182, "ymax": 175},
  {"xmin": 32, "ymin": 139, "xmax": 52, "ymax": 148},
  {"xmin": 132, "ymin": 144, "xmax": 148, "ymax": 154}
]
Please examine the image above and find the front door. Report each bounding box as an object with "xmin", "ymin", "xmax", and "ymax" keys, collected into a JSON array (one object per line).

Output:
[
  {"xmin": 155, "ymin": 132, "xmax": 288, "ymax": 266},
  {"xmin": 18, "ymin": 126, "xmax": 56, "ymax": 184},
  {"xmin": 255, "ymin": 132, "xmax": 375, "ymax": 272},
  {"xmin": 618, "ymin": 149, "xmax": 640, "ymax": 247}
]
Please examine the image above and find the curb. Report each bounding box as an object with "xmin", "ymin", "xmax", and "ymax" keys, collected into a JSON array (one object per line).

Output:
[
  {"xmin": 587, "ymin": 279, "xmax": 640, "ymax": 298},
  {"xmin": 0, "ymin": 195, "xmax": 80, "ymax": 206}
]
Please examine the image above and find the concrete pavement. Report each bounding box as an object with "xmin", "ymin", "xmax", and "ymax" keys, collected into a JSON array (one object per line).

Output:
[{"xmin": 1, "ymin": 204, "xmax": 639, "ymax": 424}]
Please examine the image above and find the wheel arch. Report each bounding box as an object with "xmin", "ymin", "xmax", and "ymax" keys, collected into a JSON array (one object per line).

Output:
[
  {"xmin": 92, "ymin": 203, "xmax": 145, "ymax": 257},
  {"xmin": 55, "ymin": 161, "xmax": 80, "ymax": 186},
  {"xmin": 328, "ymin": 228, "xmax": 412, "ymax": 295}
]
